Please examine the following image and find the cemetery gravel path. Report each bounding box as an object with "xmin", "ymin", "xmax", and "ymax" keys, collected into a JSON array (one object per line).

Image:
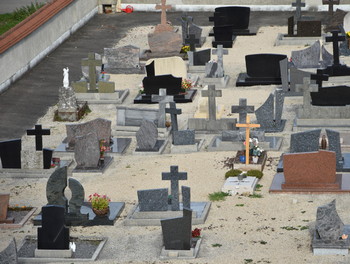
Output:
[{"xmin": 0, "ymin": 11, "xmax": 327, "ymax": 141}]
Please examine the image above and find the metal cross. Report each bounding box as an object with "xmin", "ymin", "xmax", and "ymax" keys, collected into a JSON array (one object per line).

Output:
[
  {"xmin": 27, "ymin": 124, "xmax": 50, "ymax": 151},
  {"xmin": 326, "ymin": 30, "xmax": 345, "ymax": 66}
]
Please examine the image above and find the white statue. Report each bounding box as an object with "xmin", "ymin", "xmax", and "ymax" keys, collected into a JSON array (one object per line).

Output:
[{"xmin": 63, "ymin": 67, "xmax": 69, "ymax": 88}]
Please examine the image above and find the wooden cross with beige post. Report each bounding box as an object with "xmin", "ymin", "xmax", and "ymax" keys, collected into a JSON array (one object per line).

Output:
[{"xmin": 235, "ymin": 116, "xmax": 260, "ymax": 165}]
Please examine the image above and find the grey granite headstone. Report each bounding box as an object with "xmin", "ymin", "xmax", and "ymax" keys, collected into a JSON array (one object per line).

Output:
[
  {"xmin": 290, "ymin": 129, "xmax": 321, "ymax": 153},
  {"xmin": 66, "ymin": 118, "xmax": 112, "ymax": 149},
  {"xmin": 279, "ymin": 57, "xmax": 289, "ymax": 92},
  {"xmin": 289, "ymin": 66, "xmax": 312, "ymax": 93},
  {"xmin": 104, "ymin": 45, "xmax": 141, "ymax": 74},
  {"xmin": 182, "ymin": 186, "xmax": 191, "ymax": 209},
  {"xmin": 74, "ymin": 132, "xmax": 100, "ymax": 169},
  {"xmin": 315, "ymin": 200, "xmax": 344, "ymax": 241},
  {"xmin": 291, "ymin": 41, "xmax": 320, "ymax": 68},
  {"xmin": 136, "ymin": 120, "xmax": 158, "ymax": 150},
  {"xmin": 161, "ymin": 208, "xmax": 192, "ymax": 250},
  {"xmin": 0, "ymin": 238, "xmax": 17, "ymax": 264},
  {"xmin": 205, "ymin": 61, "xmax": 218, "ymax": 77},
  {"xmin": 180, "ymin": 14, "xmax": 193, "ymax": 44},
  {"xmin": 68, "ymin": 178, "xmax": 85, "ymax": 216},
  {"xmin": 231, "ymin": 98, "xmax": 255, "ymax": 124},
  {"xmin": 275, "ymin": 89, "xmax": 284, "ymax": 125},
  {"xmin": 46, "ymin": 166, "xmax": 68, "ymax": 210},
  {"xmin": 138, "ymin": 188, "xmax": 168, "ymax": 211},
  {"xmin": 326, "ymin": 129, "xmax": 343, "ymax": 170},
  {"xmin": 173, "ymin": 130, "xmax": 195, "ymax": 145},
  {"xmin": 211, "ymin": 45, "xmax": 228, "ymax": 78},
  {"xmin": 321, "ymin": 45, "xmax": 333, "ymax": 67},
  {"xmin": 162, "ymin": 166, "xmax": 187, "ymax": 211},
  {"xmin": 188, "ymin": 23, "xmax": 202, "ymax": 42}
]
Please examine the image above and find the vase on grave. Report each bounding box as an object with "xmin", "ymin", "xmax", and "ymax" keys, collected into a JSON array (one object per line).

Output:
[
  {"xmin": 239, "ymin": 155, "xmax": 246, "ymax": 163},
  {"xmin": 252, "ymin": 156, "xmax": 259, "ymax": 164},
  {"xmin": 93, "ymin": 206, "xmax": 109, "ymax": 217}
]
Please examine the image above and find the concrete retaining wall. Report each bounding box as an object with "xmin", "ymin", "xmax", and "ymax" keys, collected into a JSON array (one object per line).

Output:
[{"xmin": 0, "ymin": 0, "xmax": 98, "ymax": 94}]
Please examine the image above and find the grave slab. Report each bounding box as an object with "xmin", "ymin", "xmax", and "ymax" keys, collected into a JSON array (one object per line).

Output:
[
  {"xmin": 75, "ymin": 89, "xmax": 129, "ymax": 104},
  {"xmin": 275, "ymin": 33, "xmax": 326, "ymax": 46},
  {"xmin": 72, "ymin": 156, "xmax": 114, "ymax": 174},
  {"xmin": 170, "ymin": 139, "xmax": 205, "ymax": 154},
  {"xmin": 160, "ymin": 237, "xmax": 202, "ymax": 260},
  {"xmin": 222, "ymin": 176, "xmax": 258, "ymax": 195},
  {"xmin": 133, "ymin": 139, "xmax": 168, "ymax": 155}
]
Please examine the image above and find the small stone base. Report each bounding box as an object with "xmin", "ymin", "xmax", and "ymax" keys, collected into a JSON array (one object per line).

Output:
[
  {"xmin": 236, "ymin": 73, "xmax": 282, "ymax": 87},
  {"xmin": 293, "ymin": 118, "xmax": 350, "ymax": 132},
  {"xmin": 188, "ymin": 65, "xmax": 206, "ymax": 74},
  {"xmin": 203, "ymin": 75, "xmax": 230, "ymax": 88},
  {"xmin": 160, "ymin": 238, "xmax": 202, "ymax": 260},
  {"xmin": 170, "ymin": 139, "xmax": 205, "ymax": 154},
  {"xmin": 35, "ymin": 248, "xmax": 72, "ymax": 258},
  {"xmin": 75, "ymin": 89, "xmax": 129, "ymax": 104},
  {"xmin": 72, "ymin": 156, "xmax": 113, "ymax": 174},
  {"xmin": 134, "ymin": 139, "xmax": 168, "ymax": 155},
  {"xmin": 222, "ymin": 176, "xmax": 259, "ymax": 195},
  {"xmin": 275, "ymin": 33, "xmax": 325, "ymax": 46},
  {"xmin": 313, "ymin": 248, "xmax": 349, "ymax": 255}
]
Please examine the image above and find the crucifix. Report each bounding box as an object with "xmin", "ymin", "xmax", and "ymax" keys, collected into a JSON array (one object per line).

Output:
[
  {"xmin": 27, "ymin": 124, "xmax": 50, "ymax": 151},
  {"xmin": 326, "ymin": 30, "xmax": 345, "ymax": 66},
  {"xmin": 185, "ymin": 34, "xmax": 199, "ymax": 52},
  {"xmin": 81, "ymin": 53, "xmax": 102, "ymax": 92},
  {"xmin": 165, "ymin": 102, "xmax": 182, "ymax": 132},
  {"xmin": 212, "ymin": 45, "xmax": 228, "ymax": 78},
  {"xmin": 292, "ymin": 0, "xmax": 305, "ymax": 23},
  {"xmin": 201, "ymin": 85, "xmax": 222, "ymax": 121},
  {"xmin": 311, "ymin": 69, "xmax": 329, "ymax": 88},
  {"xmin": 235, "ymin": 116, "xmax": 260, "ymax": 165},
  {"xmin": 162, "ymin": 166, "xmax": 187, "ymax": 211},
  {"xmin": 322, "ymin": 0, "xmax": 340, "ymax": 17},
  {"xmin": 155, "ymin": 0, "xmax": 172, "ymax": 32}
]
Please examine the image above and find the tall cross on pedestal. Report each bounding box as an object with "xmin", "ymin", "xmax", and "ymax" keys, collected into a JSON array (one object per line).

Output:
[
  {"xmin": 165, "ymin": 102, "xmax": 182, "ymax": 132},
  {"xmin": 185, "ymin": 34, "xmax": 199, "ymax": 52},
  {"xmin": 212, "ymin": 45, "xmax": 228, "ymax": 78},
  {"xmin": 156, "ymin": 0, "xmax": 172, "ymax": 26},
  {"xmin": 81, "ymin": 53, "xmax": 102, "ymax": 92},
  {"xmin": 322, "ymin": 0, "xmax": 340, "ymax": 16},
  {"xmin": 235, "ymin": 116, "xmax": 260, "ymax": 165},
  {"xmin": 162, "ymin": 166, "xmax": 187, "ymax": 211},
  {"xmin": 231, "ymin": 98, "xmax": 255, "ymax": 124},
  {"xmin": 326, "ymin": 30, "xmax": 345, "ymax": 66},
  {"xmin": 27, "ymin": 124, "xmax": 51, "ymax": 151},
  {"xmin": 292, "ymin": 0, "xmax": 305, "ymax": 22},
  {"xmin": 201, "ymin": 85, "xmax": 222, "ymax": 121},
  {"xmin": 311, "ymin": 69, "xmax": 329, "ymax": 88}
]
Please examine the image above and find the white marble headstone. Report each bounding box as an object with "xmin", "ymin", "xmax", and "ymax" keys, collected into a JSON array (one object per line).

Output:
[{"xmin": 343, "ymin": 12, "xmax": 350, "ymax": 33}]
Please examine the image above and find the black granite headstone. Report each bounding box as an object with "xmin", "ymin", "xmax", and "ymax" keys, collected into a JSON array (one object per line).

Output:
[
  {"xmin": 288, "ymin": 16, "xmax": 294, "ymax": 36},
  {"xmin": 37, "ymin": 205, "xmax": 70, "ymax": 250},
  {"xmin": 0, "ymin": 139, "xmax": 21, "ymax": 169},
  {"xmin": 212, "ymin": 26, "xmax": 235, "ymax": 48},
  {"xmin": 297, "ymin": 20, "xmax": 321, "ymax": 37},
  {"xmin": 161, "ymin": 208, "xmax": 192, "ymax": 250},
  {"xmin": 43, "ymin": 148, "xmax": 53, "ymax": 170},
  {"xmin": 311, "ymin": 86, "xmax": 350, "ymax": 106},
  {"xmin": 145, "ymin": 61, "xmax": 155, "ymax": 77},
  {"xmin": 310, "ymin": 69, "xmax": 329, "ymax": 88},
  {"xmin": 212, "ymin": 6, "xmax": 250, "ymax": 31},
  {"xmin": 246, "ymin": 54, "xmax": 287, "ymax": 78},
  {"xmin": 193, "ymin": 49, "xmax": 211, "ymax": 66},
  {"xmin": 143, "ymin": 75, "xmax": 182, "ymax": 96}
]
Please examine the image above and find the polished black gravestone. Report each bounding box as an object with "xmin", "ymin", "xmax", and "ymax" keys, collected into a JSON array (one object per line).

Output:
[
  {"xmin": 161, "ymin": 208, "xmax": 192, "ymax": 250},
  {"xmin": 311, "ymin": 86, "xmax": 350, "ymax": 106},
  {"xmin": 0, "ymin": 139, "xmax": 21, "ymax": 169},
  {"xmin": 134, "ymin": 74, "xmax": 197, "ymax": 104},
  {"xmin": 236, "ymin": 54, "xmax": 287, "ymax": 86},
  {"xmin": 212, "ymin": 26, "xmax": 236, "ymax": 48},
  {"xmin": 297, "ymin": 20, "xmax": 322, "ymax": 37},
  {"xmin": 193, "ymin": 49, "xmax": 211, "ymax": 66},
  {"xmin": 26, "ymin": 125, "xmax": 50, "ymax": 151},
  {"xmin": 37, "ymin": 205, "xmax": 70, "ymax": 250},
  {"xmin": 43, "ymin": 148, "xmax": 53, "ymax": 169}
]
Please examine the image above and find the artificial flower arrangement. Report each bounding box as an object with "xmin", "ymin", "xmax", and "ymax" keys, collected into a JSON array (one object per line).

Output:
[
  {"xmin": 181, "ymin": 78, "xmax": 193, "ymax": 92},
  {"xmin": 192, "ymin": 228, "xmax": 201, "ymax": 238},
  {"xmin": 99, "ymin": 139, "xmax": 110, "ymax": 158},
  {"xmin": 346, "ymin": 31, "xmax": 350, "ymax": 38},
  {"xmin": 243, "ymin": 137, "xmax": 264, "ymax": 157},
  {"xmin": 88, "ymin": 193, "xmax": 111, "ymax": 216}
]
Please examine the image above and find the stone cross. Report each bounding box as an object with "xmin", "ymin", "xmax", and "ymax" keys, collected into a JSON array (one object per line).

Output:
[
  {"xmin": 326, "ymin": 30, "xmax": 345, "ymax": 66},
  {"xmin": 235, "ymin": 116, "xmax": 261, "ymax": 165},
  {"xmin": 311, "ymin": 69, "xmax": 329, "ymax": 88},
  {"xmin": 165, "ymin": 102, "xmax": 182, "ymax": 132},
  {"xmin": 162, "ymin": 166, "xmax": 187, "ymax": 211},
  {"xmin": 201, "ymin": 85, "xmax": 222, "ymax": 121},
  {"xmin": 27, "ymin": 124, "xmax": 50, "ymax": 151},
  {"xmin": 185, "ymin": 34, "xmax": 199, "ymax": 52},
  {"xmin": 81, "ymin": 53, "xmax": 102, "ymax": 92},
  {"xmin": 156, "ymin": 0, "xmax": 171, "ymax": 27},
  {"xmin": 292, "ymin": 0, "xmax": 305, "ymax": 22},
  {"xmin": 212, "ymin": 45, "xmax": 228, "ymax": 78},
  {"xmin": 322, "ymin": 0, "xmax": 339, "ymax": 16},
  {"xmin": 231, "ymin": 98, "xmax": 255, "ymax": 124}
]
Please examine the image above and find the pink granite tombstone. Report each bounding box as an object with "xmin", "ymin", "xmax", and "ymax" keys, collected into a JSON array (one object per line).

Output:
[
  {"xmin": 282, "ymin": 150, "xmax": 339, "ymax": 191},
  {"xmin": 0, "ymin": 194, "xmax": 14, "ymax": 224},
  {"xmin": 154, "ymin": 0, "xmax": 173, "ymax": 33}
]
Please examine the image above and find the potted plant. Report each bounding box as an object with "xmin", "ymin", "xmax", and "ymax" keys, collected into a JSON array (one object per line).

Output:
[{"xmin": 88, "ymin": 193, "xmax": 111, "ymax": 216}]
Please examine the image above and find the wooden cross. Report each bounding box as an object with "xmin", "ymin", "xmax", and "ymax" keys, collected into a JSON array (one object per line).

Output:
[
  {"xmin": 156, "ymin": 0, "xmax": 171, "ymax": 26},
  {"xmin": 326, "ymin": 30, "xmax": 345, "ymax": 66},
  {"xmin": 27, "ymin": 124, "xmax": 50, "ymax": 151},
  {"xmin": 165, "ymin": 102, "xmax": 182, "ymax": 132},
  {"xmin": 292, "ymin": 0, "xmax": 305, "ymax": 22},
  {"xmin": 235, "ymin": 116, "xmax": 260, "ymax": 165},
  {"xmin": 322, "ymin": 0, "xmax": 340, "ymax": 16},
  {"xmin": 81, "ymin": 53, "xmax": 102, "ymax": 92},
  {"xmin": 162, "ymin": 166, "xmax": 187, "ymax": 211},
  {"xmin": 201, "ymin": 85, "xmax": 222, "ymax": 121},
  {"xmin": 185, "ymin": 34, "xmax": 199, "ymax": 52},
  {"xmin": 311, "ymin": 69, "xmax": 329, "ymax": 88}
]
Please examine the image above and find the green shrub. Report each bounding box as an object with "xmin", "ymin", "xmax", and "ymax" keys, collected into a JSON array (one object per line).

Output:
[
  {"xmin": 224, "ymin": 169, "xmax": 242, "ymax": 179},
  {"xmin": 208, "ymin": 191, "xmax": 230, "ymax": 201},
  {"xmin": 246, "ymin": 169, "xmax": 263, "ymax": 179}
]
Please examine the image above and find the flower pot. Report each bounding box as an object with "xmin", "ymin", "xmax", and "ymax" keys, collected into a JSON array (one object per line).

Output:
[
  {"xmin": 92, "ymin": 207, "xmax": 109, "ymax": 216},
  {"xmin": 239, "ymin": 155, "xmax": 246, "ymax": 163},
  {"xmin": 252, "ymin": 156, "xmax": 259, "ymax": 164},
  {"xmin": 99, "ymin": 157, "xmax": 105, "ymax": 166}
]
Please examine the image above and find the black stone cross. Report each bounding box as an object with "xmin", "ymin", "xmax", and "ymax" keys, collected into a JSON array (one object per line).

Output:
[
  {"xmin": 27, "ymin": 124, "xmax": 50, "ymax": 151},
  {"xmin": 165, "ymin": 102, "xmax": 182, "ymax": 132},
  {"xmin": 326, "ymin": 30, "xmax": 345, "ymax": 66},
  {"xmin": 322, "ymin": 0, "xmax": 340, "ymax": 16},
  {"xmin": 162, "ymin": 166, "xmax": 187, "ymax": 211},
  {"xmin": 311, "ymin": 69, "xmax": 329, "ymax": 88},
  {"xmin": 185, "ymin": 34, "xmax": 199, "ymax": 52},
  {"xmin": 292, "ymin": 0, "xmax": 305, "ymax": 22},
  {"xmin": 202, "ymin": 85, "xmax": 222, "ymax": 121},
  {"xmin": 231, "ymin": 98, "xmax": 255, "ymax": 124},
  {"xmin": 81, "ymin": 53, "xmax": 102, "ymax": 92}
]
